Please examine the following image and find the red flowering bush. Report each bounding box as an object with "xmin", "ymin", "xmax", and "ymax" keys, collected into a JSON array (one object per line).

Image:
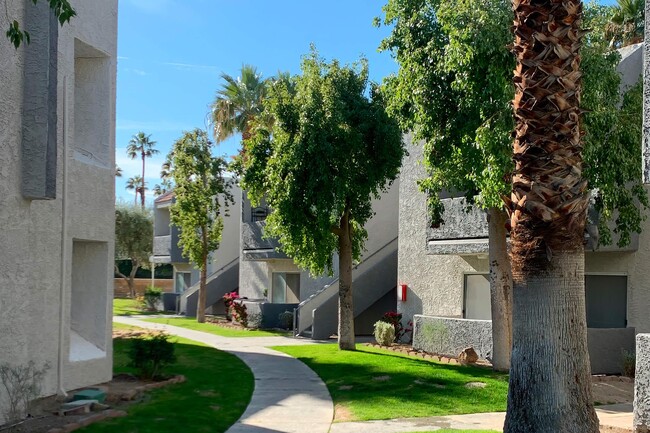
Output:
[
  {"xmin": 380, "ymin": 311, "xmax": 412, "ymax": 343},
  {"xmin": 231, "ymin": 301, "xmax": 248, "ymax": 327},
  {"xmin": 222, "ymin": 291, "xmax": 240, "ymax": 320}
]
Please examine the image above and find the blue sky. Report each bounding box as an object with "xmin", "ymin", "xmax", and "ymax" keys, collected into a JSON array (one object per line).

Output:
[{"xmin": 115, "ymin": 0, "xmax": 619, "ymax": 204}]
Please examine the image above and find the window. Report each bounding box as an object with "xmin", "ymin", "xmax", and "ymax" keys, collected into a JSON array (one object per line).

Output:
[
  {"xmin": 252, "ymin": 207, "xmax": 268, "ymax": 222},
  {"xmin": 462, "ymin": 273, "xmax": 628, "ymax": 328},
  {"xmin": 272, "ymin": 273, "xmax": 300, "ymax": 303},
  {"xmin": 585, "ymin": 275, "xmax": 627, "ymax": 328},
  {"xmin": 175, "ymin": 272, "xmax": 192, "ymax": 294},
  {"xmin": 463, "ymin": 274, "xmax": 491, "ymax": 320}
]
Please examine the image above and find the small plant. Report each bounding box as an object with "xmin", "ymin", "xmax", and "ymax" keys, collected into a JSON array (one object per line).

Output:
[
  {"xmin": 278, "ymin": 310, "xmax": 294, "ymax": 330},
  {"xmin": 622, "ymin": 350, "xmax": 636, "ymax": 378},
  {"xmin": 0, "ymin": 361, "xmax": 50, "ymax": 423},
  {"xmin": 143, "ymin": 286, "xmax": 163, "ymax": 311},
  {"xmin": 380, "ymin": 311, "xmax": 412, "ymax": 343},
  {"xmin": 128, "ymin": 332, "xmax": 176, "ymax": 380},
  {"xmin": 231, "ymin": 301, "xmax": 248, "ymax": 328},
  {"xmin": 374, "ymin": 321, "xmax": 395, "ymax": 346},
  {"xmin": 222, "ymin": 291, "xmax": 240, "ymax": 320}
]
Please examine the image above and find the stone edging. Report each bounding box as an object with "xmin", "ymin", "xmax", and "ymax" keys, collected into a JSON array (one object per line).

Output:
[
  {"xmin": 365, "ymin": 343, "xmax": 463, "ymax": 365},
  {"xmin": 46, "ymin": 375, "xmax": 186, "ymax": 433}
]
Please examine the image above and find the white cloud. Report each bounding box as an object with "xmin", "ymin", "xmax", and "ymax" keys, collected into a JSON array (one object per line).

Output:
[
  {"xmin": 162, "ymin": 62, "xmax": 220, "ymax": 73},
  {"xmin": 116, "ymin": 119, "xmax": 194, "ymax": 132},
  {"xmin": 123, "ymin": 68, "xmax": 147, "ymax": 76}
]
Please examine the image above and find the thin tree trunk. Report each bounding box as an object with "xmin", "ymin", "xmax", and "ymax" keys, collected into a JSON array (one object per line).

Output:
[
  {"xmin": 141, "ymin": 153, "xmax": 146, "ymax": 208},
  {"xmin": 488, "ymin": 207, "xmax": 512, "ymax": 371},
  {"xmin": 338, "ymin": 209, "xmax": 355, "ymax": 351},
  {"xmin": 128, "ymin": 260, "xmax": 139, "ymax": 298},
  {"xmin": 504, "ymin": 251, "xmax": 598, "ymax": 432},
  {"xmin": 197, "ymin": 229, "xmax": 208, "ymax": 323}
]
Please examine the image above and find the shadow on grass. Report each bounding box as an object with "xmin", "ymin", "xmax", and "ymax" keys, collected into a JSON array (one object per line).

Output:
[{"xmin": 273, "ymin": 344, "xmax": 508, "ymax": 421}]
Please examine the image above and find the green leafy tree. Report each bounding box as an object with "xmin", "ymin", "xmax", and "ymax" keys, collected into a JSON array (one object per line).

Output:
[
  {"xmin": 115, "ymin": 205, "xmax": 153, "ymax": 298},
  {"xmin": 6, "ymin": 0, "xmax": 75, "ymax": 48},
  {"xmin": 243, "ymin": 50, "xmax": 405, "ymax": 350},
  {"xmin": 127, "ymin": 132, "xmax": 158, "ymax": 208},
  {"xmin": 170, "ymin": 129, "xmax": 232, "ymax": 323},
  {"xmin": 377, "ymin": 0, "xmax": 647, "ymax": 371}
]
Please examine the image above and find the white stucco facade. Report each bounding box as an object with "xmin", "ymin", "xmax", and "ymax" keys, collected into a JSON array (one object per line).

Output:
[{"xmin": 0, "ymin": 0, "xmax": 117, "ymax": 422}]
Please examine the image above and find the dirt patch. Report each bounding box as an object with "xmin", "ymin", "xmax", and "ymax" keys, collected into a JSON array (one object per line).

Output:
[
  {"xmin": 592, "ymin": 377, "xmax": 634, "ymax": 406},
  {"xmin": 334, "ymin": 404, "xmax": 355, "ymax": 422}
]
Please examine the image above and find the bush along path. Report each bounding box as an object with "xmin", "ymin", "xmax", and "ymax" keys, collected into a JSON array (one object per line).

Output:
[{"xmin": 113, "ymin": 316, "xmax": 334, "ymax": 433}]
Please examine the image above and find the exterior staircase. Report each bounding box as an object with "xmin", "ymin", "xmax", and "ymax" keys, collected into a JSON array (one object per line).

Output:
[
  {"xmin": 294, "ymin": 237, "xmax": 398, "ymax": 339},
  {"xmin": 181, "ymin": 257, "xmax": 239, "ymax": 317}
]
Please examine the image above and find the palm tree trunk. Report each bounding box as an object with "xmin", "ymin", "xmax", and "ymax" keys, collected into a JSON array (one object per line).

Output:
[
  {"xmin": 488, "ymin": 207, "xmax": 512, "ymax": 372},
  {"xmin": 505, "ymin": 251, "xmax": 597, "ymax": 432},
  {"xmin": 141, "ymin": 152, "xmax": 146, "ymax": 208},
  {"xmin": 505, "ymin": 0, "xmax": 598, "ymax": 431},
  {"xmin": 337, "ymin": 208, "xmax": 355, "ymax": 351}
]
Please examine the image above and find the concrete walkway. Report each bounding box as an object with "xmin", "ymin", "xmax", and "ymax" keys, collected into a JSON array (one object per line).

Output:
[
  {"xmin": 113, "ymin": 316, "xmax": 333, "ymax": 433},
  {"xmin": 114, "ymin": 317, "xmax": 633, "ymax": 433},
  {"xmin": 329, "ymin": 405, "xmax": 633, "ymax": 433}
]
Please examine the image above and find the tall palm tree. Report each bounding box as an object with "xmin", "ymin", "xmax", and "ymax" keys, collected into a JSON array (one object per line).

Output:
[
  {"xmin": 210, "ymin": 65, "xmax": 268, "ymax": 144},
  {"xmin": 504, "ymin": 1, "xmax": 598, "ymax": 432},
  {"xmin": 127, "ymin": 132, "xmax": 158, "ymax": 208},
  {"xmin": 606, "ymin": 0, "xmax": 644, "ymax": 48},
  {"xmin": 125, "ymin": 175, "xmax": 145, "ymax": 206}
]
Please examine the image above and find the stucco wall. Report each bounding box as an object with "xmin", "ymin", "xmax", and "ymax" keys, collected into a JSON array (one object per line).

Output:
[
  {"xmin": 0, "ymin": 0, "xmax": 117, "ymax": 420},
  {"xmin": 397, "ymin": 136, "xmax": 488, "ymax": 324},
  {"xmin": 635, "ymin": 333, "xmax": 650, "ymax": 432}
]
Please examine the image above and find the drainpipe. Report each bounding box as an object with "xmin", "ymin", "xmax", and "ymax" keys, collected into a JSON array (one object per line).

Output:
[{"xmin": 57, "ymin": 75, "xmax": 69, "ymax": 397}]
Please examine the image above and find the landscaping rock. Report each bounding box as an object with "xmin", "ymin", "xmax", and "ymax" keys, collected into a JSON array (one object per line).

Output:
[
  {"xmin": 458, "ymin": 347, "xmax": 479, "ymax": 364},
  {"xmin": 464, "ymin": 381, "xmax": 487, "ymax": 389}
]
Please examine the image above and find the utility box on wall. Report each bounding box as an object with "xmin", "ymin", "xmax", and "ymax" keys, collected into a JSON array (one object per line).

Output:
[{"xmin": 398, "ymin": 284, "xmax": 407, "ymax": 302}]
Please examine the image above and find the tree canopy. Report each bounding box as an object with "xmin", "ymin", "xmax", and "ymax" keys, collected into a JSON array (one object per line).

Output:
[
  {"xmin": 169, "ymin": 129, "xmax": 232, "ymax": 270},
  {"xmin": 114, "ymin": 204, "xmax": 153, "ymax": 297},
  {"xmin": 243, "ymin": 50, "xmax": 405, "ymax": 276},
  {"xmin": 377, "ymin": 0, "xmax": 647, "ymax": 247}
]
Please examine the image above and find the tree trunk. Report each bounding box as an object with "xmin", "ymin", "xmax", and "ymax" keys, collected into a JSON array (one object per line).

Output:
[
  {"xmin": 128, "ymin": 260, "xmax": 139, "ymax": 298},
  {"xmin": 504, "ymin": 251, "xmax": 598, "ymax": 432},
  {"xmin": 338, "ymin": 209, "xmax": 355, "ymax": 351},
  {"xmin": 141, "ymin": 152, "xmax": 146, "ymax": 208},
  {"xmin": 487, "ymin": 207, "xmax": 512, "ymax": 372},
  {"xmin": 197, "ymin": 229, "xmax": 208, "ymax": 323},
  {"xmin": 506, "ymin": 0, "xmax": 598, "ymax": 430}
]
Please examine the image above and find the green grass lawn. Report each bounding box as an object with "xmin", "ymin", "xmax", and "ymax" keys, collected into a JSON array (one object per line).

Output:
[
  {"xmin": 143, "ymin": 317, "xmax": 291, "ymax": 338},
  {"xmin": 113, "ymin": 298, "xmax": 163, "ymax": 316},
  {"xmin": 80, "ymin": 334, "xmax": 253, "ymax": 433},
  {"xmin": 273, "ymin": 344, "xmax": 508, "ymax": 421}
]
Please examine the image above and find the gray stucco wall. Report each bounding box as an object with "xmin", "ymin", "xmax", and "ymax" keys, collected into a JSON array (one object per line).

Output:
[
  {"xmin": 0, "ymin": 0, "xmax": 117, "ymax": 421},
  {"xmin": 635, "ymin": 334, "xmax": 650, "ymax": 432},
  {"xmin": 397, "ymin": 136, "xmax": 489, "ymax": 325}
]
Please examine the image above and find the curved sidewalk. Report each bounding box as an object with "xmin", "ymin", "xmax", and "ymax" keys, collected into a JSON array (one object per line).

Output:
[{"xmin": 113, "ymin": 316, "xmax": 333, "ymax": 433}]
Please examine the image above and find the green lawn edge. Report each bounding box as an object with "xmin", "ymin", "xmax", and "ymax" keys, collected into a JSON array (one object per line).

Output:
[
  {"xmin": 272, "ymin": 343, "xmax": 508, "ymax": 422},
  {"xmin": 80, "ymin": 334, "xmax": 253, "ymax": 433},
  {"xmin": 142, "ymin": 317, "xmax": 291, "ymax": 338}
]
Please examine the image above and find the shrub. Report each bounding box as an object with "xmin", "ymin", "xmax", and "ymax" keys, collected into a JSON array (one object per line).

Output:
[
  {"xmin": 374, "ymin": 321, "xmax": 395, "ymax": 346},
  {"xmin": 223, "ymin": 291, "xmax": 240, "ymax": 320},
  {"xmin": 231, "ymin": 301, "xmax": 248, "ymax": 328},
  {"xmin": 143, "ymin": 286, "xmax": 163, "ymax": 311},
  {"xmin": 622, "ymin": 350, "xmax": 636, "ymax": 378},
  {"xmin": 380, "ymin": 311, "xmax": 413, "ymax": 343},
  {"xmin": 278, "ymin": 311, "xmax": 294, "ymax": 330},
  {"xmin": 128, "ymin": 332, "xmax": 176, "ymax": 380},
  {"xmin": 0, "ymin": 361, "xmax": 50, "ymax": 423}
]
